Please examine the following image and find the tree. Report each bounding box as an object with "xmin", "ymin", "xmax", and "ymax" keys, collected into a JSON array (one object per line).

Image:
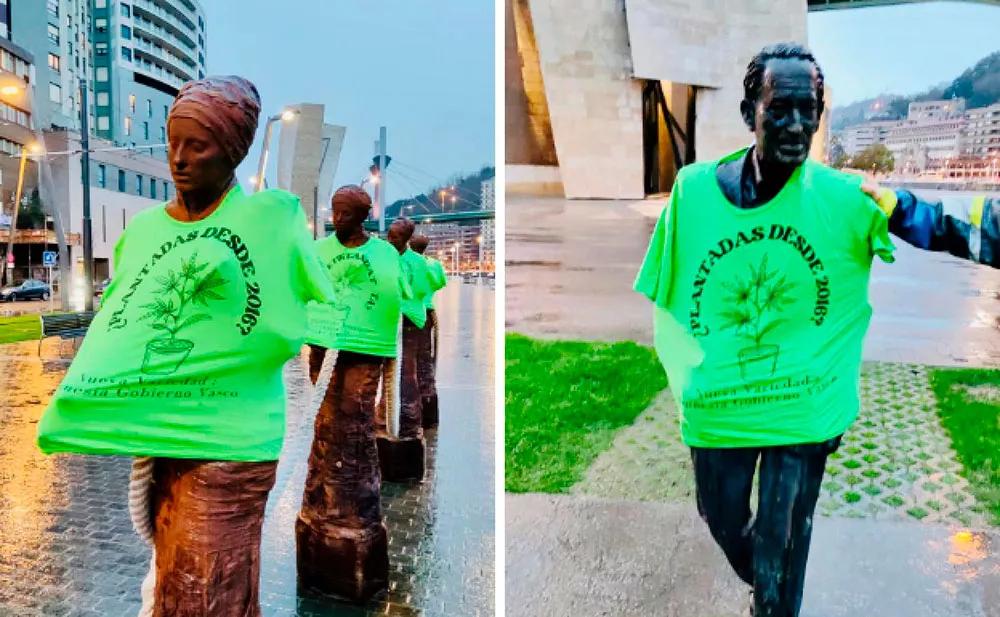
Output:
[
  {"xmin": 828, "ymin": 137, "xmax": 849, "ymax": 169},
  {"xmin": 848, "ymin": 144, "xmax": 894, "ymax": 174}
]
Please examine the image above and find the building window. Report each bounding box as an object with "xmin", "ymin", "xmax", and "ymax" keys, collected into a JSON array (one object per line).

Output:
[
  {"xmin": 121, "ymin": 4, "xmax": 131, "ymax": 18},
  {"xmin": 47, "ymin": 53, "xmax": 60, "ymax": 72},
  {"xmin": 143, "ymin": 121, "xmax": 149, "ymax": 140},
  {"xmin": 121, "ymin": 47, "xmax": 131, "ymax": 61},
  {"xmin": 121, "ymin": 25, "xmax": 131, "ymax": 40},
  {"xmin": 96, "ymin": 0, "xmax": 106, "ymax": 7},
  {"xmin": 96, "ymin": 67, "xmax": 109, "ymax": 82},
  {"xmin": 198, "ymin": 35, "xmax": 204, "ymax": 48},
  {"xmin": 97, "ymin": 164, "xmax": 106, "ymax": 188},
  {"xmin": 118, "ymin": 170, "xmax": 126, "ymax": 192},
  {"xmin": 96, "ymin": 92, "xmax": 109, "ymax": 106},
  {"xmin": 136, "ymin": 174, "xmax": 143, "ymax": 196},
  {"xmin": 124, "ymin": 116, "xmax": 132, "ymax": 135},
  {"xmin": 163, "ymin": 104, "xmax": 169, "ymax": 119},
  {"xmin": 150, "ymin": 179, "xmax": 157, "ymax": 200},
  {"xmin": 95, "ymin": 18, "xmax": 107, "ymax": 33},
  {"xmin": 46, "ymin": 0, "xmax": 58, "ymax": 18},
  {"xmin": 146, "ymin": 99, "xmax": 152, "ymax": 117},
  {"xmin": 95, "ymin": 42, "xmax": 108, "ymax": 56},
  {"xmin": 47, "ymin": 24, "xmax": 59, "ymax": 44},
  {"xmin": 48, "ymin": 83, "xmax": 61, "ymax": 103},
  {"xmin": 129, "ymin": 94, "xmax": 135, "ymax": 113},
  {"xmin": 97, "ymin": 115, "xmax": 110, "ymax": 130},
  {"xmin": 159, "ymin": 125, "xmax": 165, "ymax": 142},
  {"xmin": 163, "ymin": 181, "xmax": 169, "ymax": 199},
  {"xmin": 198, "ymin": 16, "xmax": 204, "ymax": 30}
]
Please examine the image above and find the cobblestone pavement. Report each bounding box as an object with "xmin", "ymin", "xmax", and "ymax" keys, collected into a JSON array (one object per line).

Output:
[
  {"xmin": 0, "ymin": 280, "xmax": 494, "ymax": 616},
  {"xmin": 573, "ymin": 363, "xmax": 991, "ymax": 528}
]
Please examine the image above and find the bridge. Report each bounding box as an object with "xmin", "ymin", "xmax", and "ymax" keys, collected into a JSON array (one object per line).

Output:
[
  {"xmin": 808, "ymin": 0, "xmax": 1000, "ymax": 10},
  {"xmin": 323, "ymin": 210, "xmax": 495, "ymax": 233}
]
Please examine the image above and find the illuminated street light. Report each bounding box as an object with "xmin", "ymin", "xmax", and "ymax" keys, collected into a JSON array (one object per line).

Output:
[
  {"xmin": 254, "ymin": 108, "xmax": 300, "ymax": 194},
  {"xmin": 0, "ymin": 85, "xmax": 20, "ymax": 96}
]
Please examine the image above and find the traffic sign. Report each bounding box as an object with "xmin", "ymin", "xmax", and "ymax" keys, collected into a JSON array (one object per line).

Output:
[{"xmin": 42, "ymin": 251, "xmax": 57, "ymax": 266}]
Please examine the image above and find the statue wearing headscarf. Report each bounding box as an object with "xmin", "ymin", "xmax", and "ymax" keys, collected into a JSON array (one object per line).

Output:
[{"xmin": 37, "ymin": 75, "xmax": 336, "ymax": 617}]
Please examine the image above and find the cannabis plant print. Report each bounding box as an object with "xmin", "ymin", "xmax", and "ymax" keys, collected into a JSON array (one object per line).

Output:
[
  {"xmin": 718, "ymin": 254, "xmax": 796, "ymax": 380},
  {"xmin": 139, "ymin": 252, "xmax": 228, "ymax": 375}
]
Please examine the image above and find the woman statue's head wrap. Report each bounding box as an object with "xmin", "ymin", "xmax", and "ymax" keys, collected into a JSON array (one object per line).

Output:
[{"xmin": 167, "ymin": 76, "xmax": 261, "ymax": 168}]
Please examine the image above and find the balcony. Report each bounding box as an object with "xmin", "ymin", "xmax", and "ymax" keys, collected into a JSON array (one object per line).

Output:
[
  {"xmin": 133, "ymin": 0, "xmax": 197, "ymax": 46},
  {"xmin": 144, "ymin": 0, "xmax": 197, "ymax": 32},
  {"xmin": 132, "ymin": 55, "xmax": 186, "ymax": 90},
  {"xmin": 133, "ymin": 37, "xmax": 195, "ymax": 81},
  {"xmin": 132, "ymin": 15, "xmax": 197, "ymax": 67}
]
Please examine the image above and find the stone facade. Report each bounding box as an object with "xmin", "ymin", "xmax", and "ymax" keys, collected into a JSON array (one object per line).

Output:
[
  {"xmin": 506, "ymin": 0, "xmax": 809, "ymax": 199},
  {"xmin": 527, "ymin": 0, "xmax": 644, "ymax": 199}
]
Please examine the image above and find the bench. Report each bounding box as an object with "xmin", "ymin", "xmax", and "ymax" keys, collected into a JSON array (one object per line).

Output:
[{"xmin": 38, "ymin": 312, "xmax": 95, "ymax": 355}]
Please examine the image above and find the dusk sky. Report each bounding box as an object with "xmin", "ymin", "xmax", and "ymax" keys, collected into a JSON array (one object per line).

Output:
[
  {"xmin": 808, "ymin": 1, "xmax": 1000, "ymax": 107},
  {"xmin": 201, "ymin": 0, "xmax": 495, "ymax": 206}
]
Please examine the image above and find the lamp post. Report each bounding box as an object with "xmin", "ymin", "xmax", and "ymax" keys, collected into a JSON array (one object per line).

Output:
[
  {"xmin": 2, "ymin": 142, "xmax": 40, "ymax": 286},
  {"xmin": 476, "ymin": 234, "xmax": 483, "ymax": 278},
  {"xmin": 452, "ymin": 241, "xmax": 459, "ymax": 274},
  {"xmin": 253, "ymin": 108, "xmax": 298, "ymax": 193}
]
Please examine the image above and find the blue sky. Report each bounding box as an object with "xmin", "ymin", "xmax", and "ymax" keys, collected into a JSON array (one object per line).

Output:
[
  {"xmin": 202, "ymin": 0, "xmax": 494, "ymax": 204},
  {"xmin": 808, "ymin": 1, "xmax": 1000, "ymax": 107}
]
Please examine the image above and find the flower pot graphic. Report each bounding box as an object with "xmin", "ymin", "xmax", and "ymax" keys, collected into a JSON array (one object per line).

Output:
[
  {"xmin": 143, "ymin": 337, "xmax": 195, "ymax": 375},
  {"xmin": 737, "ymin": 344, "xmax": 780, "ymax": 380},
  {"xmin": 137, "ymin": 253, "xmax": 228, "ymax": 376},
  {"xmin": 718, "ymin": 255, "xmax": 796, "ymax": 382}
]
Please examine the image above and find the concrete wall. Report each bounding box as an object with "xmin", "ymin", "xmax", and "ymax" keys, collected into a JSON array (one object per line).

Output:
[
  {"xmin": 624, "ymin": 0, "xmax": 808, "ymax": 162},
  {"xmin": 527, "ymin": 0, "xmax": 644, "ymax": 199},
  {"xmin": 506, "ymin": 0, "xmax": 557, "ymax": 166}
]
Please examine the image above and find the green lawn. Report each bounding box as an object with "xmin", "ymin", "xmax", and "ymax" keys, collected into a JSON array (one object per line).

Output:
[
  {"xmin": 505, "ymin": 333, "xmax": 667, "ymax": 493},
  {"xmin": 928, "ymin": 367, "xmax": 1000, "ymax": 525},
  {"xmin": 0, "ymin": 314, "xmax": 41, "ymax": 345}
]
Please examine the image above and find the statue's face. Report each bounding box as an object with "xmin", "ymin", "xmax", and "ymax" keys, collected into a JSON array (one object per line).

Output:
[
  {"xmin": 387, "ymin": 222, "xmax": 412, "ymax": 253},
  {"xmin": 743, "ymin": 57, "xmax": 820, "ymax": 167},
  {"xmin": 167, "ymin": 117, "xmax": 232, "ymax": 194},
  {"xmin": 332, "ymin": 199, "xmax": 369, "ymax": 236}
]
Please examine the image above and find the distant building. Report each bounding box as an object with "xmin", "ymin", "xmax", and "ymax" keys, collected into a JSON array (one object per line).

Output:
[
  {"xmin": 962, "ymin": 103, "xmax": 1000, "ymax": 158},
  {"xmin": 841, "ymin": 121, "xmax": 898, "ymax": 156},
  {"xmin": 480, "ymin": 176, "xmax": 494, "ymax": 211}
]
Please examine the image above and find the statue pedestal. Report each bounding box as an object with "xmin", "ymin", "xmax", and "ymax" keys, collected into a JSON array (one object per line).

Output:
[
  {"xmin": 421, "ymin": 395, "xmax": 439, "ymax": 429},
  {"xmin": 376, "ymin": 435, "xmax": 425, "ymax": 482},
  {"xmin": 296, "ymin": 519, "xmax": 389, "ymax": 603}
]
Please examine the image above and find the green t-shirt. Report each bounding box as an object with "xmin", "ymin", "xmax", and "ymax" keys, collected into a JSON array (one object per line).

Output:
[
  {"xmin": 634, "ymin": 149, "xmax": 895, "ymax": 448},
  {"xmin": 399, "ymin": 248, "xmax": 432, "ymax": 328},
  {"xmin": 306, "ymin": 235, "xmax": 407, "ymax": 357},
  {"xmin": 37, "ymin": 185, "xmax": 336, "ymax": 461},
  {"xmin": 425, "ymin": 256, "xmax": 447, "ymax": 310}
]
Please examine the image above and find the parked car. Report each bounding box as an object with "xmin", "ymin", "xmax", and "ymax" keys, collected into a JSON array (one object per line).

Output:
[{"xmin": 0, "ymin": 279, "xmax": 51, "ymax": 302}]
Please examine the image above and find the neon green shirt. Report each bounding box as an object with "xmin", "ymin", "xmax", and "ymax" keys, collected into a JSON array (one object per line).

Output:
[
  {"xmin": 307, "ymin": 234, "xmax": 407, "ymax": 357},
  {"xmin": 37, "ymin": 186, "xmax": 335, "ymax": 461},
  {"xmin": 400, "ymin": 248, "xmax": 432, "ymax": 328},
  {"xmin": 425, "ymin": 256, "xmax": 447, "ymax": 310},
  {"xmin": 634, "ymin": 149, "xmax": 895, "ymax": 447}
]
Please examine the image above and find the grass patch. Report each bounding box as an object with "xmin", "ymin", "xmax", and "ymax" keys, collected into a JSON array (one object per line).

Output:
[
  {"xmin": 505, "ymin": 334, "xmax": 667, "ymax": 493},
  {"xmin": 929, "ymin": 367, "xmax": 1000, "ymax": 526},
  {"xmin": 0, "ymin": 314, "xmax": 41, "ymax": 345}
]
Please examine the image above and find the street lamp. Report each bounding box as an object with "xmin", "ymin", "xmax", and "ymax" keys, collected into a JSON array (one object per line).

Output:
[
  {"xmin": 476, "ymin": 234, "xmax": 483, "ymax": 278},
  {"xmin": 452, "ymin": 241, "xmax": 460, "ymax": 274},
  {"xmin": 253, "ymin": 107, "xmax": 300, "ymax": 194},
  {"xmin": 2, "ymin": 142, "xmax": 41, "ymax": 286}
]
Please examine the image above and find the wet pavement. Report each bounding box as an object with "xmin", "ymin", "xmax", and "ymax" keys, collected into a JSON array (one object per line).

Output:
[
  {"xmin": 506, "ymin": 193, "xmax": 1000, "ymax": 368},
  {"xmin": 0, "ymin": 279, "xmax": 494, "ymax": 616},
  {"xmin": 506, "ymin": 493, "xmax": 1000, "ymax": 617}
]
